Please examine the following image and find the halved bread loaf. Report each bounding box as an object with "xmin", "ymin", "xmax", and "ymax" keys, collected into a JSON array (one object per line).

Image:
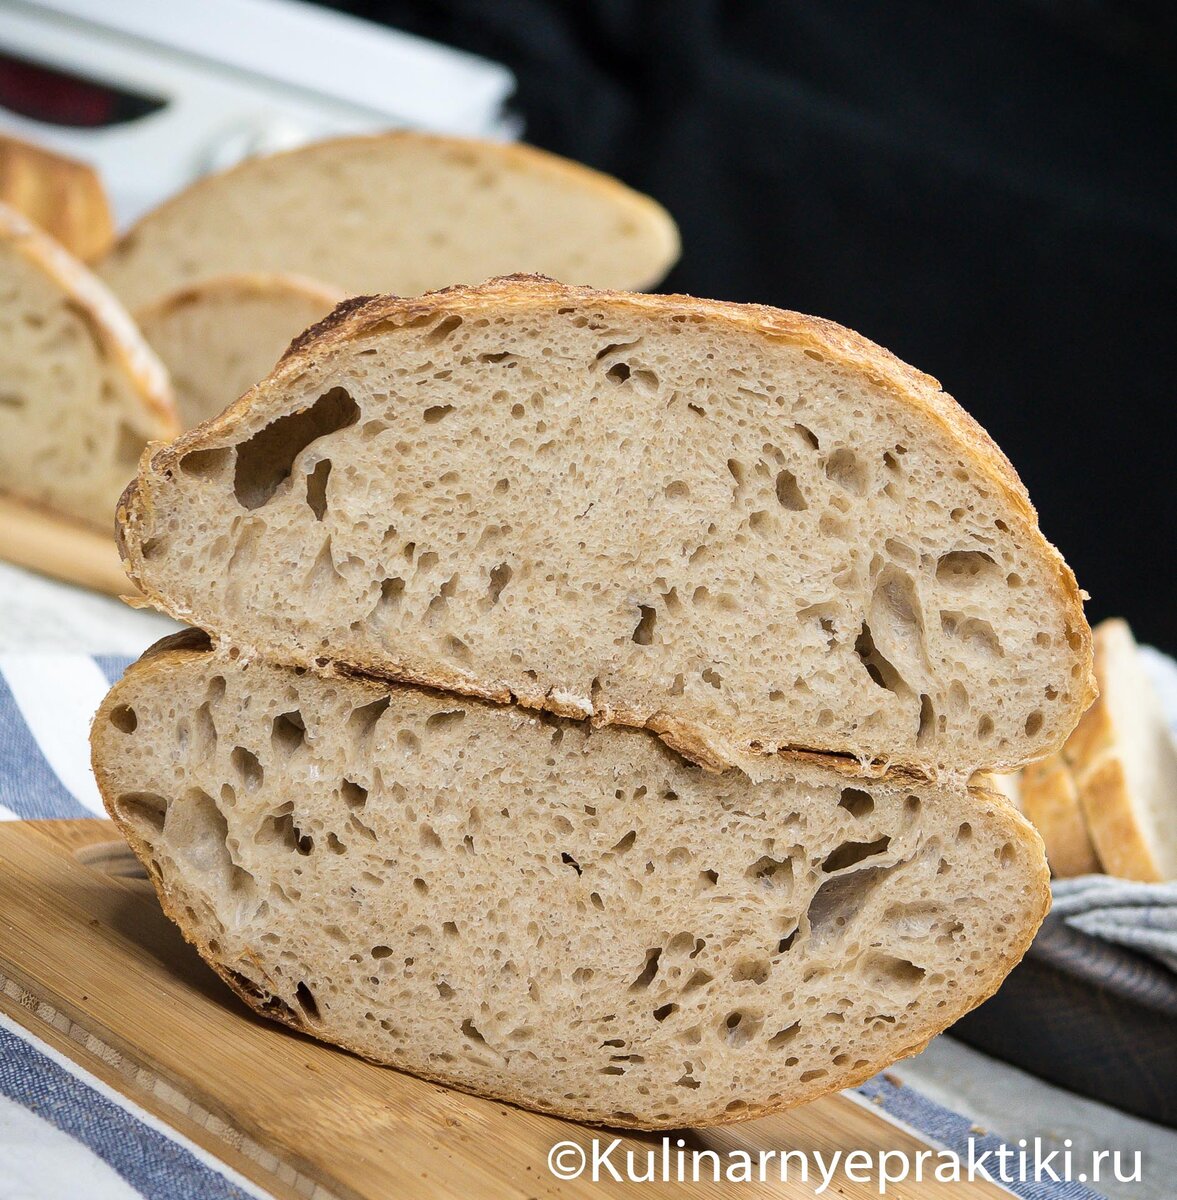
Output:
[
  {"xmin": 0, "ymin": 134, "xmax": 115, "ymax": 262},
  {"xmin": 92, "ymin": 634, "xmax": 1049, "ymax": 1128},
  {"xmin": 98, "ymin": 132, "xmax": 679, "ymax": 308},
  {"xmin": 1066, "ymin": 619, "xmax": 1177, "ymax": 882},
  {"xmin": 1019, "ymin": 754, "xmax": 1100, "ymax": 878},
  {"xmin": 0, "ymin": 203, "xmax": 178, "ymax": 531},
  {"xmin": 119, "ymin": 277, "xmax": 1092, "ymax": 775},
  {"xmin": 136, "ymin": 274, "xmax": 343, "ymax": 428}
]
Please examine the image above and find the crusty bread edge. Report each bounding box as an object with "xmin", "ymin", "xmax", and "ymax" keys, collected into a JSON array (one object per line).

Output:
[
  {"xmin": 92, "ymin": 642, "xmax": 1050, "ymax": 1129},
  {"xmin": 117, "ymin": 276, "xmax": 1095, "ymax": 774},
  {"xmin": 98, "ymin": 131, "xmax": 681, "ymax": 295},
  {"xmin": 0, "ymin": 133, "xmax": 115, "ymax": 262},
  {"xmin": 1064, "ymin": 620, "xmax": 1165, "ymax": 882},
  {"xmin": 0, "ymin": 200, "xmax": 177, "ymax": 432},
  {"xmin": 1019, "ymin": 753, "xmax": 1101, "ymax": 878},
  {"xmin": 134, "ymin": 271, "xmax": 346, "ymax": 329}
]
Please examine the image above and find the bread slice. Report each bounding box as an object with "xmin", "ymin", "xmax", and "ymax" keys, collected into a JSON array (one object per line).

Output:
[
  {"xmin": 97, "ymin": 132, "xmax": 679, "ymax": 308},
  {"xmin": 136, "ymin": 274, "xmax": 343, "ymax": 428},
  {"xmin": 1065, "ymin": 619, "xmax": 1177, "ymax": 882},
  {"xmin": 0, "ymin": 203, "xmax": 178, "ymax": 531},
  {"xmin": 92, "ymin": 633, "xmax": 1049, "ymax": 1128},
  {"xmin": 119, "ymin": 277, "xmax": 1092, "ymax": 776},
  {"xmin": 0, "ymin": 134, "xmax": 115, "ymax": 262},
  {"xmin": 1019, "ymin": 754, "xmax": 1101, "ymax": 878}
]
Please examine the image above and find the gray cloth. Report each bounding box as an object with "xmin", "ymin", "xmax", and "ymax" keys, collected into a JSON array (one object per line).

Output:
[{"xmin": 1051, "ymin": 878, "xmax": 1177, "ymax": 975}]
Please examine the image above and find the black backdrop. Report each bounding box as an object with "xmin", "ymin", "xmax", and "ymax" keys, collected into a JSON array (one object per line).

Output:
[{"xmin": 329, "ymin": 0, "xmax": 1176, "ymax": 651}]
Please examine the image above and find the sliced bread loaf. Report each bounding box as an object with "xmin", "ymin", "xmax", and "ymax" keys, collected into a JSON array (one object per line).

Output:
[
  {"xmin": 119, "ymin": 277, "xmax": 1092, "ymax": 775},
  {"xmin": 0, "ymin": 134, "xmax": 115, "ymax": 262},
  {"xmin": 98, "ymin": 132, "xmax": 680, "ymax": 308},
  {"xmin": 92, "ymin": 634, "xmax": 1048, "ymax": 1128},
  {"xmin": 0, "ymin": 202, "xmax": 178, "ymax": 531},
  {"xmin": 1066, "ymin": 619, "xmax": 1177, "ymax": 882},
  {"xmin": 1019, "ymin": 754, "xmax": 1101, "ymax": 878},
  {"xmin": 136, "ymin": 274, "xmax": 343, "ymax": 428}
]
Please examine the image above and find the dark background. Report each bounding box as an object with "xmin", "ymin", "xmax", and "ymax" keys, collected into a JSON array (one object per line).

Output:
[{"xmin": 333, "ymin": 0, "xmax": 1176, "ymax": 651}]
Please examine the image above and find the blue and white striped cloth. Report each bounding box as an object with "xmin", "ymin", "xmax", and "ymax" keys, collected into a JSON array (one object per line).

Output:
[{"xmin": 0, "ymin": 651, "xmax": 1116, "ymax": 1200}]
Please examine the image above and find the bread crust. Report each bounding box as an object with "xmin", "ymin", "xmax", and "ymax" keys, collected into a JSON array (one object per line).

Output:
[
  {"xmin": 134, "ymin": 271, "xmax": 344, "ymax": 328},
  {"xmin": 1019, "ymin": 753, "xmax": 1101, "ymax": 877},
  {"xmin": 99, "ymin": 131, "xmax": 681, "ymax": 298},
  {"xmin": 93, "ymin": 642, "xmax": 1051, "ymax": 1129},
  {"xmin": 118, "ymin": 276, "xmax": 1095, "ymax": 775},
  {"xmin": 0, "ymin": 134, "xmax": 115, "ymax": 262},
  {"xmin": 0, "ymin": 202, "xmax": 179, "ymax": 529}
]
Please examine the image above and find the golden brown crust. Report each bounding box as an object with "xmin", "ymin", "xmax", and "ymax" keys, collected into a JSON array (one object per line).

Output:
[
  {"xmin": 0, "ymin": 134, "xmax": 115, "ymax": 262},
  {"xmin": 99, "ymin": 132, "xmax": 680, "ymax": 294},
  {"xmin": 1020, "ymin": 753, "xmax": 1101, "ymax": 877},
  {"xmin": 92, "ymin": 643, "xmax": 1051, "ymax": 1129},
  {"xmin": 120, "ymin": 276, "xmax": 1095, "ymax": 774},
  {"xmin": 1077, "ymin": 757, "xmax": 1162, "ymax": 883}
]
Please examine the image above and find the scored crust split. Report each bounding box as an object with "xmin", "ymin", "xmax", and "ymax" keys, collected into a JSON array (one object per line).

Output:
[{"xmin": 117, "ymin": 276, "xmax": 1093, "ymax": 778}]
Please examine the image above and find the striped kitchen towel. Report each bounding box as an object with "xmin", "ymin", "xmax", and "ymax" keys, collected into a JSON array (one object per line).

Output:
[{"xmin": 0, "ymin": 651, "xmax": 1117, "ymax": 1200}]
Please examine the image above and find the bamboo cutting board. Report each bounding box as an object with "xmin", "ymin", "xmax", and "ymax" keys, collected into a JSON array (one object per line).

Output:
[
  {"xmin": 0, "ymin": 493, "xmax": 131, "ymax": 597},
  {"xmin": 0, "ymin": 821, "xmax": 1007, "ymax": 1200}
]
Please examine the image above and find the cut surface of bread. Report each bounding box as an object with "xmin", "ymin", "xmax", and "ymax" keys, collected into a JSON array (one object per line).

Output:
[
  {"xmin": 1066, "ymin": 619, "xmax": 1177, "ymax": 882},
  {"xmin": 92, "ymin": 636, "xmax": 1049, "ymax": 1128},
  {"xmin": 120, "ymin": 277, "xmax": 1092, "ymax": 776},
  {"xmin": 0, "ymin": 134, "xmax": 115, "ymax": 261},
  {"xmin": 98, "ymin": 132, "xmax": 680, "ymax": 308},
  {"xmin": 1019, "ymin": 754, "xmax": 1101, "ymax": 878},
  {"xmin": 0, "ymin": 203, "xmax": 177, "ymax": 531},
  {"xmin": 136, "ymin": 274, "xmax": 343, "ymax": 428}
]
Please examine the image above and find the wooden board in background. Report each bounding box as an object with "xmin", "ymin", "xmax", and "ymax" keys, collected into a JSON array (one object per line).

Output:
[
  {"xmin": 0, "ymin": 493, "xmax": 131, "ymax": 597},
  {"xmin": 0, "ymin": 821, "xmax": 1008, "ymax": 1200}
]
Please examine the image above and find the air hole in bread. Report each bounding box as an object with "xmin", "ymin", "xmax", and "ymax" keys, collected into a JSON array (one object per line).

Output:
[
  {"xmin": 745, "ymin": 855, "xmax": 793, "ymax": 890},
  {"xmin": 348, "ymin": 696, "xmax": 390, "ymax": 740},
  {"xmin": 822, "ymin": 836, "xmax": 892, "ymax": 873},
  {"xmin": 294, "ymin": 981, "xmax": 320, "ymax": 1022},
  {"xmin": 653, "ymin": 1003, "xmax": 677, "ymax": 1022},
  {"xmin": 838, "ymin": 787, "xmax": 874, "ymax": 818},
  {"xmin": 862, "ymin": 953, "xmax": 926, "ymax": 990},
  {"xmin": 808, "ymin": 862, "xmax": 898, "ymax": 942},
  {"xmin": 305, "ymin": 458, "xmax": 331, "ymax": 520},
  {"xmin": 631, "ymin": 605, "xmax": 657, "ymax": 646},
  {"xmin": 114, "ymin": 790, "xmax": 167, "ymax": 834},
  {"xmin": 824, "ymin": 448, "xmax": 866, "ymax": 494},
  {"xmin": 340, "ymin": 779, "xmax": 368, "ymax": 810},
  {"xmin": 723, "ymin": 1010, "xmax": 763, "ymax": 1047},
  {"xmin": 486, "ymin": 562, "xmax": 512, "ymax": 605},
  {"xmin": 109, "ymin": 704, "xmax": 138, "ymax": 733},
  {"xmin": 271, "ymin": 711, "xmax": 306, "ymax": 756},
  {"xmin": 917, "ymin": 694, "xmax": 935, "ymax": 744},
  {"xmin": 233, "ymin": 386, "xmax": 359, "ymax": 510},
  {"xmin": 853, "ymin": 624, "xmax": 910, "ymax": 698},
  {"xmin": 629, "ymin": 947, "xmax": 662, "ymax": 991},
  {"xmin": 774, "ymin": 469, "xmax": 807, "ymax": 511},
  {"xmin": 1024, "ymin": 710, "xmax": 1043, "ymax": 737},
  {"xmin": 423, "ymin": 404, "xmax": 454, "ymax": 424},
  {"xmin": 179, "ymin": 447, "xmax": 232, "ymax": 480},
  {"xmin": 731, "ymin": 958, "xmax": 772, "ymax": 984},
  {"xmin": 230, "ymin": 746, "xmax": 263, "ymax": 792},
  {"xmin": 936, "ymin": 550, "xmax": 999, "ymax": 587}
]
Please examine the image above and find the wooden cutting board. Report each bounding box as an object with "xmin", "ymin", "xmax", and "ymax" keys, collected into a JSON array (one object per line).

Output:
[
  {"xmin": 0, "ymin": 820, "xmax": 1007, "ymax": 1200},
  {"xmin": 0, "ymin": 493, "xmax": 131, "ymax": 597}
]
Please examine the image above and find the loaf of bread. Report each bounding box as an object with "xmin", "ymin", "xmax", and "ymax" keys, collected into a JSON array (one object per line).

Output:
[
  {"xmin": 1066, "ymin": 619, "xmax": 1177, "ymax": 882},
  {"xmin": 118, "ymin": 277, "xmax": 1092, "ymax": 776},
  {"xmin": 0, "ymin": 134, "xmax": 114, "ymax": 262},
  {"xmin": 98, "ymin": 133, "xmax": 680, "ymax": 308},
  {"xmin": 92, "ymin": 633, "xmax": 1049, "ymax": 1128},
  {"xmin": 136, "ymin": 274, "xmax": 342, "ymax": 428},
  {"xmin": 1019, "ymin": 754, "xmax": 1100, "ymax": 878},
  {"xmin": 0, "ymin": 203, "xmax": 178, "ymax": 531}
]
